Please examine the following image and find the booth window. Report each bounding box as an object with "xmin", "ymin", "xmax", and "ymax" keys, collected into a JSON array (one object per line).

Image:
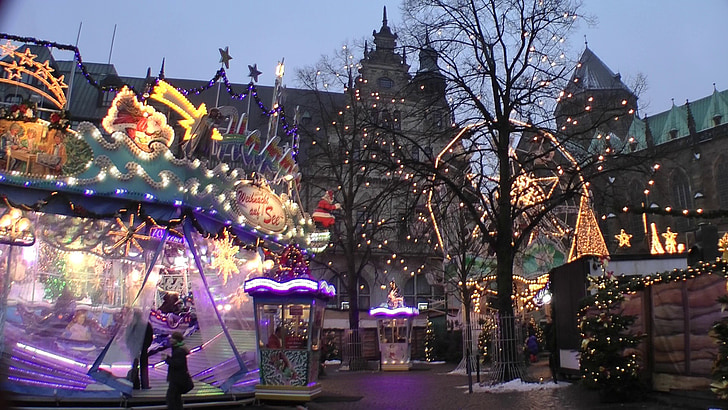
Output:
[{"xmin": 256, "ymin": 303, "xmax": 311, "ymax": 350}]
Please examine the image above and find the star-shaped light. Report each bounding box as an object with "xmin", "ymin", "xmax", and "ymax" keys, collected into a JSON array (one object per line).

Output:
[
  {"xmin": 0, "ymin": 40, "xmax": 18, "ymax": 57},
  {"xmin": 218, "ymin": 46, "xmax": 233, "ymax": 69},
  {"xmin": 3, "ymin": 60, "xmax": 23, "ymax": 81},
  {"xmin": 35, "ymin": 60, "xmax": 55, "ymax": 79},
  {"xmin": 248, "ymin": 63, "xmax": 262, "ymax": 82},
  {"xmin": 615, "ymin": 229, "xmax": 632, "ymax": 248},
  {"xmin": 17, "ymin": 48, "xmax": 37, "ymax": 66},
  {"xmin": 211, "ymin": 229, "xmax": 240, "ymax": 285},
  {"xmin": 106, "ymin": 214, "xmax": 151, "ymax": 257}
]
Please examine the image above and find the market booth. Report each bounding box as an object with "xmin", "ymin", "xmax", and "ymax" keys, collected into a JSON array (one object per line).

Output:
[
  {"xmin": 0, "ymin": 35, "xmax": 330, "ymax": 403},
  {"xmin": 369, "ymin": 281, "xmax": 418, "ymax": 371},
  {"xmin": 243, "ymin": 248, "xmax": 334, "ymax": 401}
]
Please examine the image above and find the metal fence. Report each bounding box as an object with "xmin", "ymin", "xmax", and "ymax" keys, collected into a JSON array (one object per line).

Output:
[
  {"xmin": 486, "ymin": 314, "xmax": 526, "ymax": 385},
  {"xmin": 340, "ymin": 328, "xmax": 367, "ymax": 371}
]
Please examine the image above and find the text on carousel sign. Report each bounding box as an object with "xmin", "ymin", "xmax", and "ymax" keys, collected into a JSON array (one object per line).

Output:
[{"xmin": 235, "ymin": 184, "xmax": 286, "ymax": 232}]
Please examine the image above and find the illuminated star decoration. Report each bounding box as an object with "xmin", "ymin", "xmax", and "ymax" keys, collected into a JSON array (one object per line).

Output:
[
  {"xmin": 248, "ymin": 64, "xmax": 262, "ymax": 82},
  {"xmin": 106, "ymin": 214, "xmax": 151, "ymax": 257},
  {"xmin": 211, "ymin": 229, "xmax": 240, "ymax": 285},
  {"xmin": 218, "ymin": 46, "xmax": 233, "ymax": 69},
  {"xmin": 662, "ymin": 227, "xmax": 678, "ymax": 254},
  {"xmin": 0, "ymin": 40, "xmax": 18, "ymax": 57},
  {"xmin": 615, "ymin": 229, "xmax": 632, "ymax": 248}
]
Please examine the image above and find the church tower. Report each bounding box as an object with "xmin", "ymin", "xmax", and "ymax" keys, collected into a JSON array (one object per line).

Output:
[{"xmin": 554, "ymin": 45, "xmax": 638, "ymax": 145}]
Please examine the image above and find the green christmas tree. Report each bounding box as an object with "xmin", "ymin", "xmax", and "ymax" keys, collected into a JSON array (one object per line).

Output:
[
  {"xmin": 710, "ymin": 295, "xmax": 728, "ymax": 399},
  {"xmin": 578, "ymin": 275, "xmax": 643, "ymax": 400}
]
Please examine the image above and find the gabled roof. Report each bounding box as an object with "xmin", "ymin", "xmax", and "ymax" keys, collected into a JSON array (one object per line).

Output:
[
  {"xmin": 565, "ymin": 47, "xmax": 633, "ymax": 94},
  {"xmin": 626, "ymin": 115, "xmax": 649, "ymax": 150},
  {"xmin": 701, "ymin": 87, "xmax": 728, "ymax": 130},
  {"xmin": 625, "ymin": 87, "xmax": 728, "ymax": 147}
]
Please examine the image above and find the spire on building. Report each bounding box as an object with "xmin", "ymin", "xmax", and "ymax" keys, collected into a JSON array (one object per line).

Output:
[{"xmin": 159, "ymin": 57, "xmax": 166, "ymax": 80}]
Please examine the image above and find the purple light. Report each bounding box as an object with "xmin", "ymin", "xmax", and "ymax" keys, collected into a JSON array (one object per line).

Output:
[
  {"xmin": 369, "ymin": 306, "xmax": 419, "ymax": 317},
  {"xmin": 244, "ymin": 277, "xmax": 336, "ymax": 298}
]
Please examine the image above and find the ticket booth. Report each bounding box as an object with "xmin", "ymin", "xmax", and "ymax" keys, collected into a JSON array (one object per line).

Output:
[
  {"xmin": 370, "ymin": 305, "xmax": 419, "ymax": 371},
  {"xmin": 244, "ymin": 277, "xmax": 335, "ymax": 401}
]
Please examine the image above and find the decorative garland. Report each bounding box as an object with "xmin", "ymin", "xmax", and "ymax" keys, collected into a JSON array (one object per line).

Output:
[{"xmin": 0, "ymin": 33, "xmax": 297, "ymax": 140}]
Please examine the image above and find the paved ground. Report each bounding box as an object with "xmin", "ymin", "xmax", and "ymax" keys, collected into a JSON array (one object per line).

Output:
[
  {"xmin": 249, "ymin": 360, "xmax": 710, "ymax": 410},
  {"xmin": 4, "ymin": 358, "xmax": 726, "ymax": 409}
]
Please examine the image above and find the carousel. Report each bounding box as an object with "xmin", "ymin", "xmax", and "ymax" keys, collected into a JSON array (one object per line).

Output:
[
  {"xmin": 0, "ymin": 34, "xmax": 331, "ymax": 403},
  {"xmin": 369, "ymin": 281, "xmax": 418, "ymax": 371}
]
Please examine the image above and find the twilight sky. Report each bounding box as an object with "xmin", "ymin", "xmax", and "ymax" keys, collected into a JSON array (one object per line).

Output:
[{"xmin": 0, "ymin": 0, "xmax": 725, "ymax": 115}]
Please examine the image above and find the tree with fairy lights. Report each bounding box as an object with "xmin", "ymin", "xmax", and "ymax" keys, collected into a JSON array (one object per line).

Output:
[
  {"xmin": 578, "ymin": 275, "xmax": 643, "ymax": 400},
  {"xmin": 295, "ymin": 8, "xmax": 447, "ymax": 335},
  {"xmin": 390, "ymin": 0, "xmax": 653, "ymax": 383}
]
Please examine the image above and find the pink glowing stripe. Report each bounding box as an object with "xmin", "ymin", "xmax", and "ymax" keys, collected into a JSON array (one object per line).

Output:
[
  {"xmin": 243, "ymin": 277, "xmax": 336, "ymax": 298},
  {"xmin": 369, "ymin": 306, "xmax": 420, "ymax": 317}
]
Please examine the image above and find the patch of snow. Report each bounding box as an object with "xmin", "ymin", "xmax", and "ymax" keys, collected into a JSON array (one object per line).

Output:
[
  {"xmin": 324, "ymin": 359, "xmax": 342, "ymax": 365},
  {"xmin": 458, "ymin": 378, "xmax": 569, "ymax": 393}
]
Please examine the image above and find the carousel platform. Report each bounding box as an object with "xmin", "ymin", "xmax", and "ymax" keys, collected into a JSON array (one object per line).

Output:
[{"xmin": 3, "ymin": 329, "xmax": 260, "ymax": 408}]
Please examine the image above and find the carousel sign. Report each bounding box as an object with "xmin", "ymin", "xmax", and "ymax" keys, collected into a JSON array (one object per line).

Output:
[{"xmin": 235, "ymin": 184, "xmax": 286, "ymax": 232}]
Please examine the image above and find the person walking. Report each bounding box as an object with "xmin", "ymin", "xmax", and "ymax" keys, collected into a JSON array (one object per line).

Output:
[
  {"xmin": 139, "ymin": 322, "xmax": 153, "ymax": 389},
  {"xmin": 163, "ymin": 332, "xmax": 192, "ymax": 410}
]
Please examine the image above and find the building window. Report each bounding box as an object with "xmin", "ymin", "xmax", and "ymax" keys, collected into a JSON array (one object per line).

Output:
[
  {"xmin": 100, "ymin": 90, "xmax": 116, "ymax": 108},
  {"xmin": 381, "ymin": 109, "xmax": 392, "ymax": 128},
  {"xmin": 378, "ymin": 77, "xmax": 394, "ymax": 89},
  {"xmin": 4, "ymin": 94, "xmax": 23, "ymax": 104},
  {"xmin": 714, "ymin": 115, "xmax": 722, "ymax": 127},
  {"xmin": 668, "ymin": 129, "xmax": 678, "ymax": 140},
  {"xmin": 331, "ymin": 276, "xmax": 370, "ymax": 310},
  {"xmin": 393, "ymin": 110, "xmax": 401, "ymax": 130},
  {"xmin": 627, "ymin": 183, "xmax": 645, "ymax": 244},
  {"xmin": 671, "ymin": 170, "xmax": 691, "ymax": 230},
  {"xmin": 717, "ymin": 159, "xmax": 728, "ymax": 209},
  {"xmin": 404, "ymin": 274, "xmax": 436, "ymax": 307}
]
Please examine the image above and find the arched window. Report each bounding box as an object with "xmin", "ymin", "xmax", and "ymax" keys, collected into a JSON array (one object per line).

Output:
[
  {"xmin": 671, "ymin": 169, "xmax": 691, "ymax": 230},
  {"xmin": 716, "ymin": 158, "xmax": 728, "ymax": 209},
  {"xmin": 404, "ymin": 274, "xmax": 437, "ymax": 308},
  {"xmin": 331, "ymin": 276, "xmax": 370, "ymax": 310},
  {"xmin": 628, "ymin": 181, "xmax": 645, "ymax": 244},
  {"xmin": 381, "ymin": 109, "xmax": 392, "ymax": 128},
  {"xmin": 378, "ymin": 77, "xmax": 394, "ymax": 89},
  {"xmin": 393, "ymin": 110, "xmax": 401, "ymax": 130}
]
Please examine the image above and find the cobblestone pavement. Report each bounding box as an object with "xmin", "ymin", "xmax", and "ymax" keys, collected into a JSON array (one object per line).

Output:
[{"xmin": 249, "ymin": 360, "xmax": 691, "ymax": 410}]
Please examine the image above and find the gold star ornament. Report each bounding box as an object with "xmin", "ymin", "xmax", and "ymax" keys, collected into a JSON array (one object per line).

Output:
[{"xmin": 615, "ymin": 229, "xmax": 632, "ymax": 248}]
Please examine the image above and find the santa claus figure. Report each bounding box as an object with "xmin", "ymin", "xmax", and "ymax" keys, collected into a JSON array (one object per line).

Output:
[{"xmin": 312, "ymin": 190, "xmax": 340, "ymax": 228}]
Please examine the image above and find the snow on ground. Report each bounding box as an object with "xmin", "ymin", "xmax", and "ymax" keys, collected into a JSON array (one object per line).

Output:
[{"xmin": 457, "ymin": 378, "xmax": 569, "ymax": 393}]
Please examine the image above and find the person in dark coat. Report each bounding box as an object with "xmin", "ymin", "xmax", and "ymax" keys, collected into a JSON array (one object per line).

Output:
[
  {"xmin": 163, "ymin": 331, "xmax": 190, "ymax": 410},
  {"xmin": 139, "ymin": 322, "xmax": 153, "ymax": 389}
]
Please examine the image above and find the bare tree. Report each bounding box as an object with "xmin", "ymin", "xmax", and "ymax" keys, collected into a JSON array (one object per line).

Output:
[
  {"xmin": 295, "ymin": 43, "xmax": 431, "ymax": 332},
  {"xmin": 396, "ymin": 0, "xmax": 651, "ymax": 382},
  {"xmin": 429, "ymin": 173, "xmax": 494, "ymax": 391}
]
